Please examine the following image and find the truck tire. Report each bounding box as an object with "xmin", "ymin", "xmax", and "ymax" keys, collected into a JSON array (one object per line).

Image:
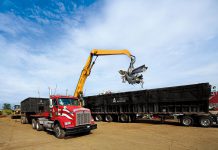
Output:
[
  {"xmin": 129, "ymin": 115, "xmax": 136, "ymax": 123},
  {"xmin": 105, "ymin": 115, "xmax": 113, "ymax": 122},
  {"xmin": 54, "ymin": 124, "xmax": 66, "ymax": 139},
  {"xmin": 95, "ymin": 115, "xmax": 102, "ymax": 122},
  {"xmin": 181, "ymin": 116, "xmax": 193, "ymax": 126},
  {"xmin": 36, "ymin": 120, "xmax": 44, "ymax": 131},
  {"xmin": 199, "ymin": 116, "xmax": 212, "ymax": 127},
  {"xmin": 25, "ymin": 117, "xmax": 29, "ymax": 124},
  {"xmin": 21, "ymin": 116, "xmax": 28, "ymax": 124},
  {"xmin": 21, "ymin": 117, "xmax": 25, "ymax": 124},
  {"xmin": 32, "ymin": 119, "xmax": 37, "ymax": 129},
  {"xmin": 160, "ymin": 116, "xmax": 166, "ymax": 124},
  {"xmin": 120, "ymin": 114, "xmax": 129, "ymax": 123}
]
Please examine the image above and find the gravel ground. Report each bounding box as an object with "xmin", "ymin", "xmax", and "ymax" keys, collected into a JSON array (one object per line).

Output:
[{"xmin": 0, "ymin": 117, "xmax": 218, "ymax": 150}]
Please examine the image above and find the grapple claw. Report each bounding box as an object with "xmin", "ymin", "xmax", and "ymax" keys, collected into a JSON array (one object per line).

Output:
[{"xmin": 119, "ymin": 56, "xmax": 147, "ymax": 87}]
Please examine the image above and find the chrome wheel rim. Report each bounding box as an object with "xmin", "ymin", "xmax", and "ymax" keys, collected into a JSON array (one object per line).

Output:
[
  {"xmin": 105, "ymin": 115, "xmax": 112, "ymax": 122},
  {"xmin": 183, "ymin": 119, "xmax": 191, "ymax": 126},
  {"xmin": 95, "ymin": 115, "xmax": 101, "ymax": 121},
  {"xmin": 201, "ymin": 119, "xmax": 210, "ymax": 126},
  {"xmin": 36, "ymin": 122, "xmax": 39, "ymax": 129},
  {"xmin": 32, "ymin": 122, "xmax": 35, "ymax": 128},
  {"xmin": 55, "ymin": 126, "xmax": 61, "ymax": 137}
]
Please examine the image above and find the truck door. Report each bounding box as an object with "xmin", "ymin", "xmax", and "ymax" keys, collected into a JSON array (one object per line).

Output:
[{"xmin": 52, "ymin": 99, "xmax": 59, "ymax": 119}]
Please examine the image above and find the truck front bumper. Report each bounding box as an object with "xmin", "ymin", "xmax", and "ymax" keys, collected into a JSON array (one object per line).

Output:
[{"xmin": 65, "ymin": 124, "xmax": 97, "ymax": 135}]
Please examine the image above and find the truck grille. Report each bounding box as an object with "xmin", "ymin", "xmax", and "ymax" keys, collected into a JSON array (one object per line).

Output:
[{"xmin": 76, "ymin": 111, "xmax": 91, "ymax": 126}]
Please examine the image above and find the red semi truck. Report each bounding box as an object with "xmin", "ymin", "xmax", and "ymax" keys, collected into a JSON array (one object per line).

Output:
[{"xmin": 21, "ymin": 95, "xmax": 97, "ymax": 138}]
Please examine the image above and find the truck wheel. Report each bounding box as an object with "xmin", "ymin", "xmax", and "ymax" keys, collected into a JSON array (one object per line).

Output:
[
  {"xmin": 54, "ymin": 124, "xmax": 66, "ymax": 139},
  {"xmin": 21, "ymin": 116, "xmax": 28, "ymax": 124},
  {"xmin": 181, "ymin": 116, "xmax": 193, "ymax": 126},
  {"xmin": 160, "ymin": 116, "xmax": 166, "ymax": 124},
  {"xmin": 36, "ymin": 120, "xmax": 44, "ymax": 131},
  {"xmin": 120, "ymin": 114, "xmax": 129, "ymax": 123},
  {"xmin": 105, "ymin": 115, "xmax": 113, "ymax": 122},
  {"xmin": 21, "ymin": 117, "xmax": 25, "ymax": 124},
  {"xmin": 25, "ymin": 117, "xmax": 29, "ymax": 124},
  {"xmin": 130, "ymin": 115, "xmax": 136, "ymax": 123},
  {"xmin": 32, "ymin": 119, "xmax": 37, "ymax": 129},
  {"xmin": 95, "ymin": 115, "xmax": 102, "ymax": 122},
  {"xmin": 199, "ymin": 117, "xmax": 212, "ymax": 127}
]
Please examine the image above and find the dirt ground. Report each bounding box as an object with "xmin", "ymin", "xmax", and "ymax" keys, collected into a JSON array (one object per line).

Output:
[{"xmin": 0, "ymin": 117, "xmax": 218, "ymax": 150}]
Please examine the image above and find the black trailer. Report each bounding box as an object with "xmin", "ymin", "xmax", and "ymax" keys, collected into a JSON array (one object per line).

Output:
[
  {"xmin": 84, "ymin": 83, "xmax": 218, "ymax": 127},
  {"xmin": 20, "ymin": 97, "xmax": 49, "ymax": 123}
]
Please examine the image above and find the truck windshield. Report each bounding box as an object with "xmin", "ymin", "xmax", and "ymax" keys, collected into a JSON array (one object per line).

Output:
[{"xmin": 58, "ymin": 98, "xmax": 79, "ymax": 106}]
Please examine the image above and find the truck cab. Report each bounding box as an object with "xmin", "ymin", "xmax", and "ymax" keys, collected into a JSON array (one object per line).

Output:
[
  {"xmin": 47, "ymin": 95, "xmax": 97, "ymax": 138},
  {"xmin": 21, "ymin": 95, "xmax": 97, "ymax": 139}
]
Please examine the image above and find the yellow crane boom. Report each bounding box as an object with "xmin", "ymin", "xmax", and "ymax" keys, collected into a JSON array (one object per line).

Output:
[{"xmin": 73, "ymin": 49, "xmax": 135, "ymax": 98}]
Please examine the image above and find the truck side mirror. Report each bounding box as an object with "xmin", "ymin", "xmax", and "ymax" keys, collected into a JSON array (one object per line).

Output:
[{"xmin": 49, "ymin": 99, "xmax": 53, "ymax": 108}]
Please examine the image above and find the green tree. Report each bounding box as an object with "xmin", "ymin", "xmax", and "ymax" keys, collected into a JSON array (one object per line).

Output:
[{"xmin": 3, "ymin": 103, "xmax": 11, "ymax": 110}]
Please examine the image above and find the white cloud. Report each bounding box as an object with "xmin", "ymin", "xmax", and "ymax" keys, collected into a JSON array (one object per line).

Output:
[
  {"xmin": 0, "ymin": 0, "xmax": 218, "ymax": 104},
  {"xmin": 0, "ymin": 13, "xmax": 43, "ymax": 36},
  {"xmin": 67, "ymin": 0, "xmax": 218, "ymax": 91}
]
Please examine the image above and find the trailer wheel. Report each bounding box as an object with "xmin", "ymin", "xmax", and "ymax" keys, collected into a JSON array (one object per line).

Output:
[
  {"xmin": 181, "ymin": 116, "xmax": 193, "ymax": 126},
  {"xmin": 36, "ymin": 120, "xmax": 44, "ymax": 131},
  {"xmin": 95, "ymin": 115, "xmax": 102, "ymax": 122},
  {"xmin": 32, "ymin": 119, "xmax": 37, "ymax": 129},
  {"xmin": 199, "ymin": 117, "xmax": 212, "ymax": 127},
  {"xmin": 160, "ymin": 116, "xmax": 166, "ymax": 124},
  {"xmin": 105, "ymin": 115, "xmax": 113, "ymax": 122},
  {"xmin": 129, "ymin": 115, "xmax": 136, "ymax": 123},
  {"xmin": 54, "ymin": 124, "xmax": 66, "ymax": 139},
  {"xmin": 120, "ymin": 114, "xmax": 129, "ymax": 123}
]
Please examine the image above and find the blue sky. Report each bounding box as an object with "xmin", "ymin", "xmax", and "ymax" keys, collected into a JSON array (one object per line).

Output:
[{"xmin": 0, "ymin": 0, "xmax": 218, "ymax": 106}]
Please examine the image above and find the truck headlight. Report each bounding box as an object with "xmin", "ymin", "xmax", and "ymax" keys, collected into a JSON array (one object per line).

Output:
[{"xmin": 64, "ymin": 122, "xmax": 71, "ymax": 125}]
